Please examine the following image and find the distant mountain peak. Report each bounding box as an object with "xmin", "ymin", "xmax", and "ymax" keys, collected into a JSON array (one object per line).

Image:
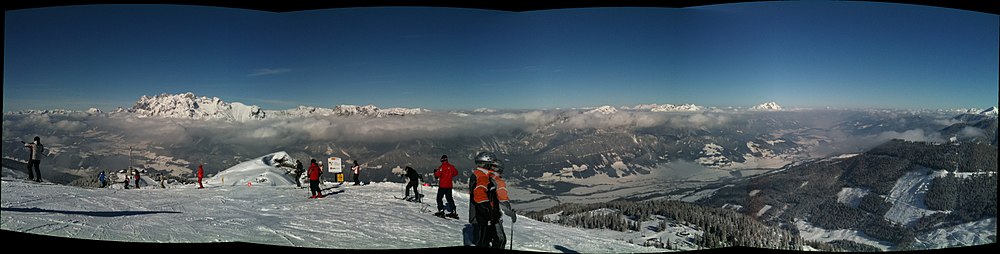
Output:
[
  {"xmin": 585, "ymin": 105, "xmax": 618, "ymax": 115},
  {"xmin": 750, "ymin": 102, "xmax": 783, "ymax": 111},
  {"xmin": 127, "ymin": 92, "xmax": 266, "ymax": 122},
  {"xmin": 979, "ymin": 106, "xmax": 998, "ymax": 116},
  {"xmin": 626, "ymin": 103, "xmax": 704, "ymax": 112}
]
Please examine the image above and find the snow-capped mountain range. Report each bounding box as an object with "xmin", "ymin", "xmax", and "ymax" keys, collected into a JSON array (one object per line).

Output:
[
  {"xmin": 118, "ymin": 92, "xmax": 428, "ymax": 121},
  {"xmin": 624, "ymin": 103, "xmax": 705, "ymax": 112},
  {"xmin": 980, "ymin": 106, "xmax": 999, "ymax": 116},
  {"xmin": 125, "ymin": 93, "xmax": 266, "ymax": 121},
  {"xmin": 750, "ymin": 101, "xmax": 783, "ymax": 111}
]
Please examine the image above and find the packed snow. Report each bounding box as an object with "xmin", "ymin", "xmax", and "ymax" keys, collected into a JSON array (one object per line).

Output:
[{"xmin": 1, "ymin": 162, "xmax": 660, "ymax": 252}]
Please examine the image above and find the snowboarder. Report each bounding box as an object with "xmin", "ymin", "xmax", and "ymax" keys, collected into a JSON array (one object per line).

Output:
[
  {"xmin": 351, "ymin": 160, "xmax": 362, "ymax": 186},
  {"xmin": 21, "ymin": 136, "xmax": 46, "ymax": 182},
  {"xmin": 468, "ymin": 152, "xmax": 517, "ymax": 249},
  {"xmin": 158, "ymin": 173, "xmax": 166, "ymax": 188},
  {"xmin": 294, "ymin": 160, "xmax": 304, "ymax": 188},
  {"xmin": 308, "ymin": 159, "xmax": 323, "ymax": 198},
  {"xmin": 98, "ymin": 171, "xmax": 107, "ymax": 188},
  {"xmin": 434, "ymin": 155, "xmax": 459, "ymax": 219},
  {"xmin": 402, "ymin": 166, "xmax": 422, "ymax": 202},
  {"xmin": 197, "ymin": 164, "xmax": 205, "ymax": 189}
]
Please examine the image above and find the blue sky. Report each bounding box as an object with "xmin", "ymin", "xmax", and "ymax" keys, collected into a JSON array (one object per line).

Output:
[{"xmin": 4, "ymin": 2, "xmax": 998, "ymax": 111}]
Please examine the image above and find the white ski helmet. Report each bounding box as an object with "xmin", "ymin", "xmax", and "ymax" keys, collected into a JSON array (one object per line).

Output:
[{"xmin": 474, "ymin": 152, "xmax": 497, "ymax": 169}]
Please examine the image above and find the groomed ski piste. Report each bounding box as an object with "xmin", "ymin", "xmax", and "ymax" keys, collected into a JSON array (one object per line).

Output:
[{"xmin": 1, "ymin": 152, "xmax": 659, "ymax": 252}]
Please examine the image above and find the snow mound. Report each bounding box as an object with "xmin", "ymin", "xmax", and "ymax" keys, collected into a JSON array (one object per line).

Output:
[
  {"xmin": 750, "ymin": 102, "xmax": 783, "ymax": 111},
  {"xmin": 207, "ymin": 151, "xmax": 298, "ymax": 187},
  {"xmin": 128, "ymin": 92, "xmax": 266, "ymax": 122}
]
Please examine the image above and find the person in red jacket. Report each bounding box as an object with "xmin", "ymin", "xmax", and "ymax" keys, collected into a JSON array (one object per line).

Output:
[
  {"xmin": 308, "ymin": 159, "xmax": 323, "ymax": 198},
  {"xmin": 197, "ymin": 164, "xmax": 205, "ymax": 189},
  {"xmin": 434, "ymin": 155, "xmax": 459, "ymax": 219}
]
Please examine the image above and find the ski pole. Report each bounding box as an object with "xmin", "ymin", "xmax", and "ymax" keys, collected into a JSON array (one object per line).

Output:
[{"xmin": 510, "ymin": 219, "xmax": 514, "ymax": 250}]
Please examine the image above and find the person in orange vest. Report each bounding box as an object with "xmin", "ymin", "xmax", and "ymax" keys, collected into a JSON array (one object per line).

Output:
[
  {"xmin": 197, "ymin": 164, "xmax": 205, "ymax": 189},
  {"xmin": 308, "ymin": 159, "xmax": 323, "ymax": 198},
  {"xmin": 434, "ymin": 155, "xmax": 459, "ymax": 219},
  {"xmin": 468, "ymin": 152, "xmax": 516, "ymax": 248}
]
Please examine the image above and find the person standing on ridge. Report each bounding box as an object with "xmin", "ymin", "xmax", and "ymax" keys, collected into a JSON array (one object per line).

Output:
[
  {"xmin": 308, "ymin": 159, "xmax": 323, "ymax": 198},
  {"xmin": 468, "ymin": 152, "xmax": 517, "ymax": 249},
  {"xmin": 351, "ymin": 160, "xmax": 362, "ymax": 186},
  {"xmin": 294, "ymin": 160, "xmax": 304, "ymax": 188},
  {"xmin": 402, "ymin": 166, "xmax": 421, "ymax": 202},
  {"xmin": 197, "ymin": 164, "xmax": 205, "ymax": 189},
  {"xmin": 434, "ymin": 155, "xmax": 459, "ymax": 219},
  {"xmin": 21, "ymin": 136, "xmax": 46, "ymax": 182}
]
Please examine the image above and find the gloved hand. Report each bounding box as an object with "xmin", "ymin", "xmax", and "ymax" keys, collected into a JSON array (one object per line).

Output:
[{"xmin": 509, "ymin": 213, "xmax": 517, "ymax": 223}]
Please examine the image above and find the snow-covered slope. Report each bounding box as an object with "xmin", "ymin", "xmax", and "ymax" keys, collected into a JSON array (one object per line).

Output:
[
  {"xmin": 750, "ymin": 102, "xmax": 783, "ymax": 111},
  {"xmin": 0, "ymin": 176, "xmax": 657, "ymax": 252},
  {"xmin": 128, "ymin": 92, "xmax": 266, "ymax": 121}
]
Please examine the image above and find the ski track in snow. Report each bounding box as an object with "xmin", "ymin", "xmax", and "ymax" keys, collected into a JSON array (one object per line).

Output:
[{"xmin": 1, "ymin": 177, "xmax": 658, "ymax": 252}]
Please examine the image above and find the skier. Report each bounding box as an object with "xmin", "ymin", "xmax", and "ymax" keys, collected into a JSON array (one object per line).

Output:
[
  {"xmin": 351, "ymin": 160, "xmax": 362, "ymax": 186},
  {"xmin": 402, "ymin": 166, "xmax": 421, "ymax": 202},
  {"xmin": 133, "ymin": 169, "xmax": 141, "ymax": 189},
  {"xmin": 434, "ymin": 155, "xmax": 459, "ymax": 219},
  {"xmin": 197, "ymin": 164, "xmax": 205, "ymax": 189},
  {"xmin": 468, "ymin": 152, "xmax": 517, "ymax": 249},
  {"xmin": 308, "ymin": 159, "xmax": 323, "ymax": 198},
  {"xmin": 21, "ymin": 136, "xmax": 46, "ymax": 182},
  {"xmin": 123, "ymin": 174, "xmax": 131, "ymax": 189},
  {"xmin": 293, "ymin": 160, "xmax": 304, "ymax": 188},
  {"xmin": 158, "ymin": 173, "xmax": 166, "ymax": 188},
  {"xmin": 98, "ymin": 171, "xmax": 107, "ymax": 188}
]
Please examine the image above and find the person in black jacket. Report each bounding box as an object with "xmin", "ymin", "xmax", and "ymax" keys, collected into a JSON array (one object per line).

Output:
[
  {"xmin": 293, "ymin": 160, "xmax": 304, "ymax": 188},
  {"xmin": 402, "ymin": 166, "xmax": 422, "ymax": 202},
  {"xmin": 21, "ymin": 136, "xmax": 46, "ymax": 182}
]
